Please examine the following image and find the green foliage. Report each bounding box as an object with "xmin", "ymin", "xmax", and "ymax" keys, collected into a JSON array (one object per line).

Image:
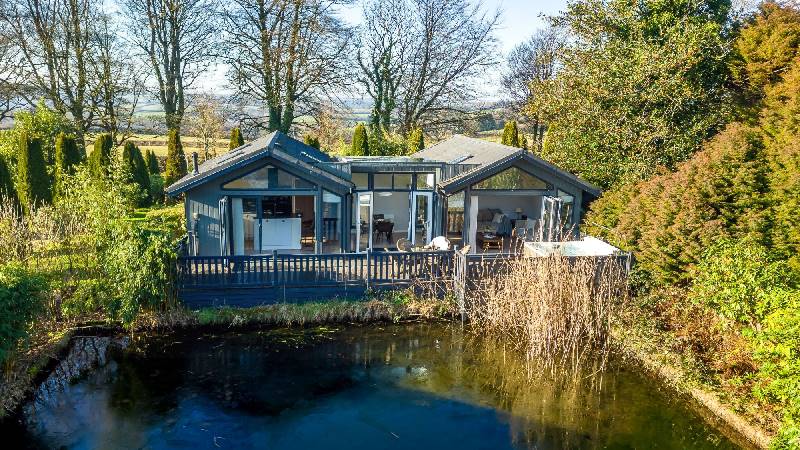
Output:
[
  {"xmin": 407, "ymin": 128, "xmax": 425, "ymax": 153},
  {"xmin": 229, "ymin": 127, "xmax": 245, "ymax": 150},
  {"xmin": 9, "ymin": 101, "xmax": 73, "ymax": 164},
  {"xmin": 690, "ymin": 239, "xmax": 795, "ymax": 325},
  {"xmin": 120, "ymin": 142, "xmax": 151, "ymax": 203},
  {"xmin": 0, "ymin": 264, "xmax": 45, "ymax": 365},
  {"xmin": 149, "ymin": 174, "xmax": 165, "ymax": 204},
  {"xmin": 146, "ymin": 149, "xmax": 160, "ymax": 175},
  {"xmin": 733, "ymin": 2, "xmax": 800, "ymax": 106},
  {"xmin": 0, "ymin": 156, "xmax": 16, "ymax": 204},
  {"xmin": 163, "ymin": 129, "xmax": 187, "ymax": 187},
  {"xmin": 501, "ymin": 121, "xmax": 520, "ymax": 147},
  {"xmin": 303, "ymin": 134, "xmax": 321, "ymax": 149},
  {"xmin": 88, "ymin": 133, "xmax": 113, "ymax": 178},
  {"xmin": 585, "ymin": 123, "xmax": 771, "ymax": 286},
  {"xmin": 16, "ymin": 133, "xmax": 51, "ymax": 208},
  {"xmin": 53, "ymin": 133, "xmax": 82, "ymax": 198},
  {"xmin": 368, "ymin": 131, "xmax": 407, "ymax": 156},
  {"xmin": 350, "ymin": 123, "xmax": 370, "ymax": 156},
  {"xmin": 534, "ymin": 0, "xmax": 733, "ymax": 188}
]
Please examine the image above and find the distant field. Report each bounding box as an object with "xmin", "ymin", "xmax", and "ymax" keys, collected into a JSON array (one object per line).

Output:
[{"xmin": 126, "ymin": 134, "xmax": 231, "ymax": 159}]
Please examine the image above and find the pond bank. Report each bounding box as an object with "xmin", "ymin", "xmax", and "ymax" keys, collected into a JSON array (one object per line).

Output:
[{"xmin": 614, "ymin": 324, "xmax": 774, "ymax": 449}]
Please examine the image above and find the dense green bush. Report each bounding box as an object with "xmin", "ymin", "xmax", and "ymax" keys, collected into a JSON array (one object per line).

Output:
[
  {"xmin": 407, "ymin": 128, "xmax": 425, "ymax": 153},
  {"xmin": 303, "ymin": 134, "xmax": 321, "ymax": 149},
  {"xmin": 88, "ymin": 133, "xmax": 113, "ymax": 178},
  {"xmin": 0, "ymin": 156, "xmax": 16, "ymax": 204},
  {"xmin": 16, "ymin": 133, "xmax": 51, "ymax": 208},
  {"xmin": 163, "ymin": 129, "xmax": 187, "ymax": 187},
  {"xmin": 121, "ymin": 142, "xmax": 151, "ymax": 204},
  {"xmin": 0, "ymin": 264, "xmax": 45, "ymax": 365},
  {"xmin": 146, "ymin": 149, "xmax": 160, "ymax": 174},
  {"xmin": 501, "ymin": 121, "xmax": 520, "ymax": 147},
  {"xmin": 229, "ymin": 127, "xmax": 244, "ymax": 150},
  {"xmin": 350, "ymin": 123, "xmax": 369, "ymax": 156},
  {"xmin": 690, "ymin": 239, "xmax": 795, "ymax": 325}
]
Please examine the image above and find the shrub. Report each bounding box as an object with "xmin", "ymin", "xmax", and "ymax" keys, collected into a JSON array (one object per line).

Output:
[
  {"xmin": 350, "ymin": 123, "xmax": 369, "ymax": 156},
  {"xmin": 229, "ymin": 127, "xmax": 244, "ymax": 150},
  {"xmin": 146, "ymin": 149, "xmax": 160, "ymax": 175},
  {"xmin": 303, "ymin": 134, "xmax": 321, "ymax": 150},
  {"xmin": 16, "ymin": 132, "xmax": 51, "ymax": 208},
  {"xmin": 163, "ymin": 129, "xmax": 187, "ymax": 187},
  {"xmin": 690, "ymin": 239, "xmax": 795, "ymax": 326},
  {"xmin": 88, "ymin": 133, "xmax": 113, "ymax": 178},
  {"xmin": 0, "ymin": 264, "xmax": 45, "ymax": 365},
  {"xmin": 0, "ymin": 156, "xmax": 16, "ymax": 204},
  {"xmin": 501, "ymin": 121, "xmax": 520, "ymax": 147},
  {"xmin": 121, "ymin": 142, "xmax": 151, "ymax": 203},
  {"xmin": 407, "ymin": 128, "xmax": 425, "ymax": 153}
]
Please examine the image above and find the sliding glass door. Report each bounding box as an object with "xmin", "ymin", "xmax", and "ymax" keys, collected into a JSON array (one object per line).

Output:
[
  {"xmin": 355, "ymin": 192, "xmax": 373, "ymax": 253},
  {"xmin": 411, "ymin": 192, "xmax": 433, "ymax": 246}
]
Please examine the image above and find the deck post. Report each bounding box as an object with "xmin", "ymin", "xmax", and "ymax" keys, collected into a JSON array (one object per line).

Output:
[
  {"xmin": 272, "ymin": 250, "xmax": 279, "ymax": 287},
  {"xmin": 366, "ymin": 249, "xmax": 371, "ymax": 291},
  {"xmin": 315, "ymin": 187, "xmax": 324, "ymax": 254}
]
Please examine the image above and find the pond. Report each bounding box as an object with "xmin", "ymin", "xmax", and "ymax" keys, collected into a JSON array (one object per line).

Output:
[{"xmin": 4, "ymin": 323, "xmax": 741, "ymax": 449}]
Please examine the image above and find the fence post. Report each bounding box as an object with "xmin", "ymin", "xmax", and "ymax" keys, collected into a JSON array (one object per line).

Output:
[
  {"xmin": 366, "ymin": 249, "xmax": 371, "ymax": 291},
  {"xmin": 272, "ymin": 250, "xmax": 279, "ymax": 287}
]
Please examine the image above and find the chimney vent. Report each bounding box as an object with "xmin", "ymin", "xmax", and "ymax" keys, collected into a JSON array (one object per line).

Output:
[{"xmin": 191, "ymin": 152, "xmax": 199, "ymax": 174}]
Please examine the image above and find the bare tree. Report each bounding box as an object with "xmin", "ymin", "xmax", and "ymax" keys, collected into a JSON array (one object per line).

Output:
[
  {"xmin": 1, "ymin": 0, "xmax": 99, "ymax": 143},
  {"xmin": 356, "ymin": 0, "xmax": 500, "ymax": 136},
  {"xmin": 0, "ymin": 33, "xmax": 30, "ymax": 122},
  {"xmin": 502, "ymin": 26, "xmax": 563, "ymax": 149},
  {"xmin": 187, "ymin": 94, "xmax": 224, "ymax": 160},
  {"xmin": 123, "ymin": 0, "xmax": 220, "ymax": 132},
  {"xmin": 90, "ymin": 13, "xmax": 145, "ymax": 144},
  {"xmin": 222, "ymin": 0, "xmax": 354, "ymax": 133},
  {"xmin": 357, "ymin": 0, "xmax": 411, "ymax": 135}
]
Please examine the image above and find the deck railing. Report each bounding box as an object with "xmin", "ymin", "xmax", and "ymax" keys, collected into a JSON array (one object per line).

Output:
[{"xmin": 177, "ymin": 250, "xmax": 456, "ymax": 290}]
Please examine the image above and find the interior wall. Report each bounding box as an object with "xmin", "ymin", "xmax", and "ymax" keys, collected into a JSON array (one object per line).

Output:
[
  {"xmin": 372, "ymin": 192, "xmax": 411, "ymax": 231},
  {"xmin": 475, "ymin": 194, "xmax": 542, "ymax": 220}
]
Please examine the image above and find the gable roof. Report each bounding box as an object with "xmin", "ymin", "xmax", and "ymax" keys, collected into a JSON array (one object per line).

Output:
[
  {"xmin": 165, "ymin": 131, "xmax": 352, "ymax": 196},
  {"xmin": 412, "ymin": 134, "xmax": 518, "ymax": 166},
  {"xmin": 417, "ymin": 135, "xmax": 600, "ymax": 197}
]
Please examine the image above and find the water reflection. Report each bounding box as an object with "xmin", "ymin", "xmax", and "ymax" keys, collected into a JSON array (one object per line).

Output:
[{"xmin": 5, "ymin": 324, "xmax": 740, "ymax": 449}]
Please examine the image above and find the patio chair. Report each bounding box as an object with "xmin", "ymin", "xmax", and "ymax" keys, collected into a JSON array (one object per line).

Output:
[{"xmin": 426, "ymin": 236, "xmax": 451, "ymax": 251}]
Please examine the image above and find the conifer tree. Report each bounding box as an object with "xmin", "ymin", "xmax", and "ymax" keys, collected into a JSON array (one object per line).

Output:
[
  {"xmin": 54, "ymin": 133, "xmax": 81, "ymax": 197},
  {"xmin": 303, "ymin": 134, "xmax": 321, "ymax": 150},
  {"xmin": 16, "ymin": 133, "xmax": 51, "ymax": 207},
  {"xmin": 132, "ymin": 146, "xmax": 150, "ymax": 196},
  {"xmin": 88, "ymin": 133, "xmax": 113, "ymax": 178},
  {"xmin": 521, "ymin": 134, "xmax": 529, "ymax": 151},
  {"xmin": 146, "ymin": 150, "xmax": 160, "ymax": 174},
  {"xmin": 229, "ymin": 127, "xmax": 245, "ymax": 150},
  {"xmin": 407, "ymin": 128, "xmax": 425, "ymax": 153},
  {"xmin": 0, "ymin": 157, "xmax": 17, "ymax": 205},
  {"xmin": 164, "ymin": 129, "xmax": 188, "ymax": 186},
  {"xmin": 501, "ymin": 121, "xmax": 520, "ymax": 147},
  {"xmin": 351, "ymin": 124, "xmax": 370, "ymax": 156}
]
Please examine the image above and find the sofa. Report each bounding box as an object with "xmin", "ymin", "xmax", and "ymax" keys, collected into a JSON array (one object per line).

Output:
[{"xmin": 476, "ymin": 208, "xmax": 512, "ymax": 236}]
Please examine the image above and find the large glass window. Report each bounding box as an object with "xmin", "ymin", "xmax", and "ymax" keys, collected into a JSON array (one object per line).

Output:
[
  {"xmin": 223, "ymin": 166, "xmax": 314, "ymax": 190},
  {"xmin": 416, "ymin": 173, "xmax": 435, "ymax": 190},
  {"xmin": 472, "ymin": 167, "xmax": 549, "ymax": 190},
  {"xmin": 446, "ymin": 192, "xmax": 464, "ymax": 247},
  {"xmin": 374, "ymin": 173, "xmax": 393, "ymax": 189},
  {"xmin": 394, "ymin": 174, "xmax": 413, "ymax": 190},
  {"xmin": 352, "ymin": 172, "xmax": 369, "ymax": 190},
  {"xmin": 322, "ymin": 191, "xmax": 342, "ymax": 252}
]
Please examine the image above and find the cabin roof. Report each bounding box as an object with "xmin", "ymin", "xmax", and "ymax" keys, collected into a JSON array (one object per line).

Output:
[
  {"xmin": 419, "ymin": 136, "xmax": 600, "ymax": 196},
  {"xmin": 165, "ymin": 131, "xmax": 352, "ymax": 196}
]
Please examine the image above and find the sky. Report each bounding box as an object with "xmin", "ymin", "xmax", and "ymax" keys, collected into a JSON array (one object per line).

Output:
[{"xmin": 196, "ymin": 0, "xmax": 568, "ymax": 95}]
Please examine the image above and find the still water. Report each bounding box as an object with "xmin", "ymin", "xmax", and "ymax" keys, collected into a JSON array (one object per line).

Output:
[{"xmin": 5, "ymin": 323, "xmax": 740, "ymax": 449}]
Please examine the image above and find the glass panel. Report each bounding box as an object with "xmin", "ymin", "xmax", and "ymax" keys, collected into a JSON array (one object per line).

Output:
[
  {"xmin": 352, "ymin": 172, "xmax": 369, "ymax": 190},
  {"xmin": 473, "ymin": 167, "xmax": 548, "ymax": 190},
  {"xmin": 446, "ymin": 192, "xmax": 464, "ymax": 247},
  {"xmin": 558, "ymin": 190, "xmax": 575, "ymax": 230},
  {"xmin": 358, "ymin": 193, "xmax": 372, "ymax": 251},
  {"xmin": 232, "ymin": 198, "xmax": 258, "ymax": 255},
  {"xmin": 394, "ymin": 174, "xmax": 413, "ymax": 190},
  {"xmin": 258, "ymin": 196, "xmax": 314, "ymax": 252},
  {"xmin": 414, "ymin": 194, "xmax": 431, "ymax": 246},
  {"xmin": 261, "ymin": 196, "xmax": 293, "ymax": 218},
  {"xmin": 374, "ymin": 173, "xmax": 393, "ymax": 189},
  {"xmin": 416, "ymin": 173, "xmax": 435, "ymax": 190},
  {"xmin": 223, "ymin": 166, "xmax": 314, "ymax": 190},
  {"xmin": 322, "ymin": 191, "xmax": 342, "ymax": 253}
]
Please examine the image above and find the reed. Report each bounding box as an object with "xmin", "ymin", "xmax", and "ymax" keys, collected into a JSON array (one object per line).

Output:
[{"xmin": 465, "ymin": 254, "xmax": 628, "ymax": 375}]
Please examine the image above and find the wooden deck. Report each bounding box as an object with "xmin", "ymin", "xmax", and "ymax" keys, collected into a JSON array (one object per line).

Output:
[{"xmin": 177, "ymin": 250, "xmax": 631, "ymax": 309}]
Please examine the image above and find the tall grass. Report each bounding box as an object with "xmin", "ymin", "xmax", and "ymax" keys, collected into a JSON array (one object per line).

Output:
[{"xmin": 466, "ymin": 255, "xmax": 628, "ymax": 376}]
